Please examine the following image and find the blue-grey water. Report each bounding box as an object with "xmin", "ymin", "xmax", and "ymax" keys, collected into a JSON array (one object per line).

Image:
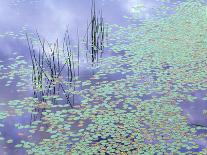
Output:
[{"xmin": 0, "ymin": 0, "xmax": 207, "ymax": 154}]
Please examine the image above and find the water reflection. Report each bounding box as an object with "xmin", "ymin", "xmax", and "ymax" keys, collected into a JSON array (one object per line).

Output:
[{"xmin": 1, "ymin": 0, "xmax": 207, "ymax": 154}]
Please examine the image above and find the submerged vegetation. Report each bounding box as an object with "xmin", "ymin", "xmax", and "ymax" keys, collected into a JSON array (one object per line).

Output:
[{"xmin": 0, "ymin": 0, "xmax": 207, "ymax": 154}]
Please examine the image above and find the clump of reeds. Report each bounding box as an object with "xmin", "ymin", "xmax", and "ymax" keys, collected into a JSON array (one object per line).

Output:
[
  {"xmin": 26, "ymin": 0, "xmax": 108, "ymax": 110},
  {"xmin": 85, "ymin": 0, "xmax": 107, "ymax": 63},
  {"xmin": 26, "ymin": 30, "xmax": 76, "ymax": 107}
]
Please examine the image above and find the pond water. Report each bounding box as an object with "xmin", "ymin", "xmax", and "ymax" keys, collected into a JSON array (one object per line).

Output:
[{"xmin": 1, "ymin": 0, "xmax": 207, "ymax": 154}]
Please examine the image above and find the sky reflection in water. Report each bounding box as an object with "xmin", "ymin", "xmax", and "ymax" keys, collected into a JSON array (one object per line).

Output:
[{"xmin": 0, "ymin": 0, "xmax": 207, "ymax": 154}]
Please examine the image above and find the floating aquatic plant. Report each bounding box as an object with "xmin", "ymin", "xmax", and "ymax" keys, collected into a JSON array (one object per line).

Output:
[{"xmin": 1, "ymin": 0, "xmax": 207, "ymax": 154}]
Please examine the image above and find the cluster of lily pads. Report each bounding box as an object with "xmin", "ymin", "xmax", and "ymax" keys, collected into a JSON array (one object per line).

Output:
[{"xmin": 1, "ymin": 0, "xmax": 207, "ymax": 154}]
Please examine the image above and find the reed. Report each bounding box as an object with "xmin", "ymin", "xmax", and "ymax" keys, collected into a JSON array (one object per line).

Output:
[
  {"xmin": 26, "ymin": 31, "xmax": 76, "ymax": 107},
  {"xmin": 27, "ymin": 0, "xmax": 107, "ymax": 109},
  {"xmin": 84, "ymin": 0, "xmax": 106, "ymax": 64}
]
